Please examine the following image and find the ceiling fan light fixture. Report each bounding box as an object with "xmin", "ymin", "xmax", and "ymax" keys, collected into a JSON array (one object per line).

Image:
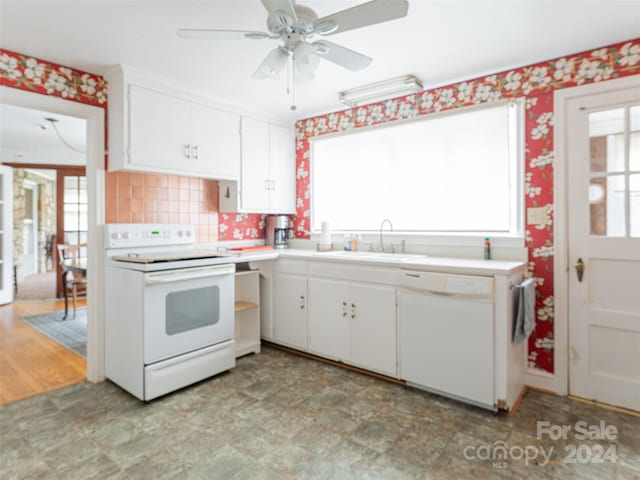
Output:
[
  {"xmin": 293, "ymin": 42, "xmax": 320, "ymax": 74},
  {"xmin": 339, "ymin": 75, "xmax": 423, "ymax": 107},
  {"xmin": 312, "ymin": 43, "xmax": 330, "ymax": 55},
  {"xmin": 253, "ymin": 47, "xmax": 289, "ymax": 80},
  {"xmin": 294, "ymin": 68, "xmax": 315, "ymax": 84},
  {"xmin": 314, "ymin": 20, "xmax": 339, "ymax": 35}
]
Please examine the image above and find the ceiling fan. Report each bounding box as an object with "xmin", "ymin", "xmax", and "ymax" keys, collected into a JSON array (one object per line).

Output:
[{"xmin": 177, "ymin": 0, "xmax": 409, "ymax": 83}]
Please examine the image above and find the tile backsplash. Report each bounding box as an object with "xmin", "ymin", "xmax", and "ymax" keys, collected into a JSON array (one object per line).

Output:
[{"xmin": 105, "ymin": 172, "xmax": 219, "ymax": 242}]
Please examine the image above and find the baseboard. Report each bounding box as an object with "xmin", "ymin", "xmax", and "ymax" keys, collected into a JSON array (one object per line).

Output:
[
  {"xmin": 567, "ymin": 395, "xmax": 640, "ymax": 417},
  {"xmin": 507, "ymin": 385, "xmax": 529, "ymax": 417},
  {"xmin": 263, "ymin": 341, "xmax": 405, "ymax": 385}
]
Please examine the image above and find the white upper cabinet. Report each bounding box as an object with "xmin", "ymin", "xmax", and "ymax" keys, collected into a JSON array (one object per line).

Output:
[
  {"xmin": 239, "ymin": 117, "xmax": 271, "ymax": 211},
  {"xmin": 191, "ymin": 102, "xmax": 241, "ymax": 180},
  {"xmin": 219, "ymin": 117, "xmax": 296, "ymax": 214},
  {"xmin": 106, "ymin": 66, "xmax": 240, "ymax": 180},
  {"xmin": 268, "ymin": 123, "xmax": 296, "ymax": 212}
]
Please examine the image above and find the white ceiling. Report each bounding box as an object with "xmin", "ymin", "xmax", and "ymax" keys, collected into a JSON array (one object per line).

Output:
[
  {"xmin": 0, "ymin": 104, "xmax": 86, "ymax": 151},
  {"xmin": 1, "ymin": 1, "xmax": 639, "ymax": 123}
]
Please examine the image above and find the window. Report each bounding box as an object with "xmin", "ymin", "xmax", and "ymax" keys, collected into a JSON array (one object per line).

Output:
[
  {"xmin": 588, "ymin": 105, "xmax": 640, "ymax": 237},
  {"xmin": 62, "ymin": 175, "xmax": 87, "ymax": 256},
  {"xmin": 311, "ymin": 102, "xmax": 523, "ymax": 235}
]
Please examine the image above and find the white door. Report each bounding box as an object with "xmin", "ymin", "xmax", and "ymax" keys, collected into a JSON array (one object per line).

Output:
[
  {"xmin": 272, "ymin": 273, "xmax": 308, "ymax": 350},
  {"xmin": 350, "ymin": 283, "xmax": 397, "ymax": 376},
  {"xmin": 308, "ymin": 278, "xmax": 350, "ymax": 361},
  {"xmin": 240, "ymin": 117, "xmax": 271, "ymax": 212},
  {"xmin": 128, "ymin": 85, "xmax": 192, "ymax": 172},
  {"xmin": 567, "ymin": 82, "xmax": 640, "ymax": 411},
  {"xmin": 192, "ymin": 104, "xmax": 240, "ymax": 180},
  {"xmin": 0, "ymin": 166, "xmax": 14, "ymax": 304},
  {"xmin": 269, "ymin": 124, "xmax": 296, "ymax": 213}
]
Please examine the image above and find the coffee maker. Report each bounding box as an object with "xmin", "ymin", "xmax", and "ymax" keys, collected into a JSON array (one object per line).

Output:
[{"xmin": 265, "ymin": 215, "xmax": 290, "ymax": 249}]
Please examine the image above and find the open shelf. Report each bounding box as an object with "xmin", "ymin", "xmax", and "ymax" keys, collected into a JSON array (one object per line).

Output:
[
  {"xmin": 234, "ymin": 270, "xmax": 261, "ymax": 358},
  {"xmin": 235, "ymin": 300, "xmax": 258, "ymax": 313}
]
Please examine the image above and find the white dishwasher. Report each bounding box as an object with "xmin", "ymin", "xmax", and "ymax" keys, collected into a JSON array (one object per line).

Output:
[{"xmin": 399, "ymin": 270, "xmax": 495, "ymax": 410}]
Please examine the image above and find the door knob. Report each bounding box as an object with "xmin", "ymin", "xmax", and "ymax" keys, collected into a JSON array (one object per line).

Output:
[{"xmin": 575, "ymin": 258, "xmax": 585, "ymax": 282}]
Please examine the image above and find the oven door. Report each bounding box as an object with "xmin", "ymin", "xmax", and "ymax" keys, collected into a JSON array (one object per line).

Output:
[{"xmin": 143, "ymin": 263, "xmax": 235, "ymax": 364}]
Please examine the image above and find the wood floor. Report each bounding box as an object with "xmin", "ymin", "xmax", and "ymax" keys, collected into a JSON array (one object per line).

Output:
[
  {"xmin": 0, "ymin": 300, "xmax": 86, "ymax": 405},
  {"xmin": 14, "ymin": 272, "xmax": 57, "ymax": 301}
]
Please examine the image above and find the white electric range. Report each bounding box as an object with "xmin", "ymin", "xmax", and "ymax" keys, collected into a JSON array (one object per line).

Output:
[{"xmin": 104, "ymin": 224, "xmax": 236, "ymax": 401}]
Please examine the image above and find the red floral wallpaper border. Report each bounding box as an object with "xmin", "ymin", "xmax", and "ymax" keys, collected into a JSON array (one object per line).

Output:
[
  {"xmin": 293, "ymin": 39, "xmax": 640, "ymax": 373},
  {"xmin": 0, "ymin": 48, "xmax": 266, "ymax": 241},
  {"xmin": 0, "ymin": 49, "xmax": 107, "ymax": 106}
]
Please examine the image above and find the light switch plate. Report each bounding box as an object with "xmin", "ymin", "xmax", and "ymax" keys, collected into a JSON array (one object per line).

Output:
[{"xmin": 527, "ymin": 207, "xmax": 547, "ymax": 225}]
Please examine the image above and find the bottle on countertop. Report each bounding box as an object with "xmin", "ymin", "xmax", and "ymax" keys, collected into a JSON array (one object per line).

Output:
[
  {"xmin": 351, "ymin": 235, "xmax": 359, "ymax": 252},
  {"xmin": 483, "ymin": 237, "xmax": 491, "ymax": 260},
  {"xmin": 344, "ymin": 235, "xmax": 352, "ymax": 251}
]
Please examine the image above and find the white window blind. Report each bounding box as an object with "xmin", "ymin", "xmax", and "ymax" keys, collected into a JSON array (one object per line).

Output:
[{"xmin": 311, "ymin": 102, "xmax": 522, "ymax": 234}]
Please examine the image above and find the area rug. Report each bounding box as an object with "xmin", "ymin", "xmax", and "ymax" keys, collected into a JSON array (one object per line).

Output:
[{"xmin": 23, "ymin": 307, "xmax": 87, "ymax": 358}]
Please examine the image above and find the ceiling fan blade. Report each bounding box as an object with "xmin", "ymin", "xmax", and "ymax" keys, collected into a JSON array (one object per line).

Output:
[
  {"xmin": 252, "ymin": 48, "xmax": 289, "ymax": 80},
  {"xmin": 261, "ymin": 0, "xmax": 298, "ymax": 22},
  {"xmin": 177, "ymin": 29, "xmax": 270, "ymax": 40},
  {"xmin": 314, "ymin": 0, "xmax": 409, "ymax": 36},
  {"xmin": 313, "ymin": 41, "xmax": 372, "ymax": 71}
]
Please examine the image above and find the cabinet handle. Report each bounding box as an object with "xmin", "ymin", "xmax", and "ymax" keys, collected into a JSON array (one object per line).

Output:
[
  {"xmin": 299, "ymin": 295, "xmax": 305, "ymax": 310},
  {"xmin": 342, "ymin": 301, "xmax": 347, "ymax": 317},
  {"xmin": 184, "ymin": 144, "xmax": 191, "ymax": 159},
  {"xmin": 192, "ymin": 144, "xmax": 199, "ymax": 160},
  {"xmin": 351, "ymin": 303, "xmax": 356, "ymax": 319},
  {"xmin": 271, "ymin": 179, "xmax": 276, "ymax": 191}
]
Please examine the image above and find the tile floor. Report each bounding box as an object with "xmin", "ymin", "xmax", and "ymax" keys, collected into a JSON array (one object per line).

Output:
[{"xmin": 1, "ymin": 346, "xmax": 638, "ymax": 479}]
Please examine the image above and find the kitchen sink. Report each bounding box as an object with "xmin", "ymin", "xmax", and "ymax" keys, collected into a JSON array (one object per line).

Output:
[{"xmin": 315, "ymin": 251, "xmax": 426, "ymax": 261}]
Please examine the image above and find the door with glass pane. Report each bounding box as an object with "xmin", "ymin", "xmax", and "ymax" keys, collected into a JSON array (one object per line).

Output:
[
  {"xmin": 56, "ymin": 168, "xmax": 87, "ymax": 297},
  {"xmin": 567, "ymin": 81, "xmax": 640, "ymax": 411}
]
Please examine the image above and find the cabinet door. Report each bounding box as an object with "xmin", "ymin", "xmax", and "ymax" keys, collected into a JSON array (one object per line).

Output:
[
  {"xmin": 349, "ymin": 283, "xmax": 397, "ymax": 376},
  {"xmin": 240, "ymin": 117, "xmax": 271, "ymax": 212},
  {"xmin": 272, "ymin": 273, "xmax": 307, "ymax": 350},
  {"xmin": 192, "ymin": 104, "xmax": 240, "ymax": 180},
  {"xmin": 269, "ymin": 124, "xmax": 296, "ymax": 213},
  {"xmin": 129, "ymin": 85, "xmax": 192, "ymax": 172},
  {"xmin": 308, "ymin": 278, "xmax": 350, "ymax": 361}
]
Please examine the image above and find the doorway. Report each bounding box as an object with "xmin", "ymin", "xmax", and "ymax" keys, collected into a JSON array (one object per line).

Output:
[
  {"xmin": 0, "ymin": 86, "xmax": 105, "ymax": 401},
  {"xmin": 11, "ymin": 170, "xmax": 57, "ymax": 301},
  {"xmin": 561, "ymin": 77, "xmax": 640, "ymax": 412}
]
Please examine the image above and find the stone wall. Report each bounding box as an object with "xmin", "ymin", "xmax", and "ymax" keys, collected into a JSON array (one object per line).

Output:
[{"xmin": 13, "ymin": 169, "xmax": 56, "ymax": 279}]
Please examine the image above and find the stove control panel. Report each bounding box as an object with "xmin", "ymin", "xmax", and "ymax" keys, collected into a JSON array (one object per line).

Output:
[{"xmin": 105, "ymin": 224, "xmax": 195, "ymax": 248}]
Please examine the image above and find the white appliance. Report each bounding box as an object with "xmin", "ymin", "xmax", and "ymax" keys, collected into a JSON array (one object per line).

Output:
[
  {"xmin": 398, "ymin": 270, "xmax": 495, "ymax": 410},
  {"xmin": 104, "ymin": 224, "xmax": 236, "ymax": 401}
]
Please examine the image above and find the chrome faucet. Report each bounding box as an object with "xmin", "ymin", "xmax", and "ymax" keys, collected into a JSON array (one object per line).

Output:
[{"xmin": 379, "ymin": 219, "xmax": 393, "ymax": 252}]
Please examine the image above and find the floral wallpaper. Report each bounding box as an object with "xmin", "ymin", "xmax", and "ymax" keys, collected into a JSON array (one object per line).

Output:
[
  {"xmin": 293, "ymin": 39, "xmax": 640, "ymax": 373},
  {"xmin": 0, "ymin": 48, "xmax": 266, "ymax": 241},
  {"xmin": 0, "ymin": 49, "xmax": 106, "ymax": 106},
  {"xmin": 219, "ymin": 213, "xmax": 267, "ymax": 241}
]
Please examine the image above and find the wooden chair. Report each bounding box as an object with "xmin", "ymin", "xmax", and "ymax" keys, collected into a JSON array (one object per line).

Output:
[{"xmin": 57, "ymin": 243, "xmax": 87, "ymax": 319}]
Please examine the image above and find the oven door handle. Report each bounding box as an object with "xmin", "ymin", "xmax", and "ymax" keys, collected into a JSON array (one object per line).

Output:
[{"xmin": 144, "ymin": 265, "xmax": 235, "ymax": 285}]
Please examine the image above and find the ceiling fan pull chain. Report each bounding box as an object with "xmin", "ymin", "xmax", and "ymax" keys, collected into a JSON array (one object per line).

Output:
[{"xmin": 289, "ymin": 53, "xmax": 297, "ymax": 111}]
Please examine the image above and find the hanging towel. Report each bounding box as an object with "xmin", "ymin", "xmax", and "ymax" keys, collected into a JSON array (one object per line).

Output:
[{"xmin": 513, "ymin": 278, "xmax": 536, "ymax": 343}]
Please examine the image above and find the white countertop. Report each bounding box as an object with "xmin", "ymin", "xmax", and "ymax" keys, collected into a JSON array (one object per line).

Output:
[{"xmin": 231, "ymin": 247, "xmax": 525, "ymax": 276}]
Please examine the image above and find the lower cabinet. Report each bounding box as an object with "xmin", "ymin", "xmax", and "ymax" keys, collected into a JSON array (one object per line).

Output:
[
  {"xmin": 272, "ymin": 273, "xmax": 308, "ymax": 350},
  {"xmin": 308, "ymin": 278, "xmax": 397, "ymax": 377},
  {"xmin": 349, "ymin": 283, "xmax": 397, "ymax": 376},
  {"xmin": 308, "ymin": 278, "xmax": 350, "ymax": 361}
]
